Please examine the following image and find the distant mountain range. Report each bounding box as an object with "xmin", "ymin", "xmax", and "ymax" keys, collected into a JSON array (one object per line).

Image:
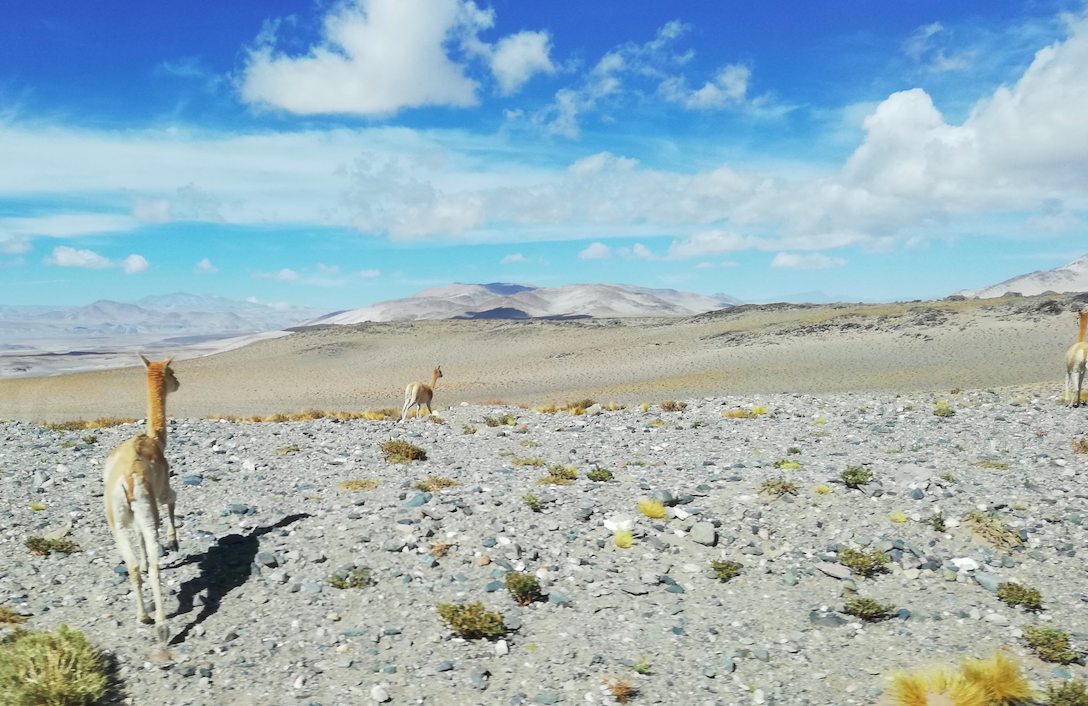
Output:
[
  {"xmin": 956, "ymin": 254, "xmax": 1088, "ymax": 299},
  {"xmin": 312, "ymin": 283, "xmax": 740, "ymax": 324},
  {"xmin": 0, "ymin": 293, "xmax": 327, "ymax": 342}
]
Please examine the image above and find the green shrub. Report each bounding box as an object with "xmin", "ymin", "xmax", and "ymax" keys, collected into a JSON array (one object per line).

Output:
[
  {"xmin": 632, "ymin": 656, "xmax": 652, "ymax": 675},
  {"xmin": 587, "ymin": 468, "xmax": 614, "ymax": 482},
  {"xmin": 328, "ymin": 568, "xmax": 372, "ymax": 590},
  {"xmin": 841, "ymin": 466, "xmax": 873, "ymax": 488},
  {"xmin": 380, "ymin": 440, "xmax": 427, "ymax": 463},
  {"xmin": 843, "ymin": 597, "xmax": 896, "ymax": 622},
  {"xmin": 0, "ymin": 626, "xmax": 109, "ymax": 706},
  {"xmin": 1024, "ymin": 625, "xmax": 1077, "ymax": 664},
  {"xmin": 462, "ymin": 425, "xmax": 477, "ymax": 435},
  {"xmin": 1047, "ymin": 679, "xmax": 1088, "ymax": 706},
  {"xmin": 772, "ymin": 459, "xmax": 801, "ymax": 470},
  {"xmin": 80, "ymin": 435, "xmax": 97, "ymax": 445},
  {"xmin": 710, "ymin": 560, "xmax": 741, "ymax": 582},
  {"xmin": 511, "ymin": 457, "xmax": 545, "ymax": 467},
  {"xmin": 412, "ymin": 476, "xmax": 459, "ymax": 492},
  {"xmin": 972, "ymin": 460, "xmax": 1010, "ymax": 470},
  {"xmin": 837, "ymin": 547, "xmax": 890, "ymax": 578},
  {"xmin": 338, "ymin": 479, "xmax": 380, "ymax": 491},
  {"xmin": 537, "ymin": 465, "xmax": 577, "ymax": 485},
  {"xmin": 523, "ymin": 494, "xmax": 543, "ymax": 512},
  {"xmin": 928, "ymin": 512, "xmax": 947, "ymax": 532},
  {"xmin": 505, "ymin": 572, "xmax": 542, "ymax": 606},
  {"xmin": 786, "ymin": 447, "xmax": 801, "ymax": 455},
  {"xmin": 274, "ymin": 444, "xmax": 300, "ymax": 454},
  {"xmin": 933, "ymin": 401, "xmax": 956, "ymax": 417},
  {"xmin": 759, "ymin": 478, "xmax": 798, "ymax": 498},
  {"xmin": 996, "ymin": 582, "xmax": 1042, "ymax": 611},
  {"xmin": 436, "ymin": 602, "xmax": 505, "ymax": 639},
  {"xmin": 25, "ymin": 537, "xmax": 79, "ymax": 556},
  {"xmin": 964, "ymin": 511, "xmax": 1023, "ymax": 551}
]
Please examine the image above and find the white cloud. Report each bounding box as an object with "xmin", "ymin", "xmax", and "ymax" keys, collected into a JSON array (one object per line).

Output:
[
  {"xmin": 43, "ymin": 245, "xmax": 147, "ymax": 273},
  {"xmin": 0, "ymin": 213, "xmax": 138, "ymax": 238},
  {"xmin": 316, "ymin": 263, "xmax": 341, "ymax": 274},
  {"xmin": 254, "ymin": 268, "xmax": 299, "ymax": 281},
  {"xmin": 490, "ymin": 31, "xmax": 555, "ymax": 95},
  {"xmin": 771, "ymin": 252, "xmax": 847, "ymax": 270},
  {"xmin": 695, "ymin": 262, "xmax": 713, "ymax": 269},
  {"xmin": 122, "ymin": 254, "xmax": 149, "ymax": 273},
  {"xmin": 357, "ymin": 269, "xmax": 381, "ymax": 277},
  {"xmin": 132, "ymin": 197, "xmax": 171, "ymax": 224},
  {"xmin": 720, "ymin": 260, "xmax": 739, "ymax": 267},
  {"xmin": 195, "ymin": 258, "xmax": 218, "ymax": 274},
  {"xmin": 632, "ymin": 243, "xmax": 656, "ymax": 260},
  {"xmin": 239, "ymin": 0, "xmax": 551, "ymax": 115},
  {"xmin": 500, "ymin": 253, "xmax": 528, "ymax": 264},
  {"xmin": 666, "ymin": 231, "xmax": 774, "ymax": 259},
  {"xmin": 903, "ymin": 21, "xmax": 973, "ymax": 72},
  {"xmin": 0, "ymin": 233, "xmax": 30, "ymax": 254},
  {"xmin": 246, "ymin": 296, "xmax": 260, "ymax": 303},
  {"xmin": 904, "ymin": 22, "xmax": 944, "ymax": 59},
  {"xmin": 660, "ymin": 64, "xmax": 750, "ymax": 109},
  {"xmin": 578, "ymin": 242, "xmax": 611, "ymax": 259}
]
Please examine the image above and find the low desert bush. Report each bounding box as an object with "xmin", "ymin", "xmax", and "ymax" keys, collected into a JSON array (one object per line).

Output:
[
  {"xmin": 605, "ymin": 676, "xmax": 637, "ymax": 704},
  {"xmin": 523, "ymin": 494, "xmax": 543, "ymax": 512},
  {"xmin": 1072, "ymin": 439, "xmax": 1088, "ymax": 455},
  {"xmin": 512, "ymin": 457, "xmax": 545, "ymax": 467},
  {"xmin": 1048, "ymin": 679, "xmax": 1088, "ymax": 706},
  {"xmin": 587, "ymin": 467, "xmax": 614, "ymax": 482},
  {"xmin": 772, "ymin": 459, "xmax": 801, "ymax": 470},
  {"xmin": 972, "ymin": 460, "xmax": 1010, "ymax": 470},
  {"xmin": 38, "ymin": 417, "xmax": 135, "ymax": 431},
  {"xmin": 759, "ymin": 478, "xmax": 798, "ymax": 498},
  {"xmin": 841, "ymin": 465, "xmax": 873, "ymax": 488},
  {"xmin": 711, "ymin": 560, "xmax": 741, "ymax": 582},
  {"xmin": 0, "ymin": 626, "xmax": 109, "ymax": 706},
  {"xmin": 328, "ymin": 568, "xmax": 372, "ymax": 589},
  {"xmin": 380, "ymin": 440, "xmax": 427, "ymax": 463},
  {"xmin": 837, "ymin": 547, "xmax": 890, "ymax": 578},
  {"xmin": 890, "ymin": 511, "xmax": 909, "ymax": 523},
  {"xmin": 519, "ymin": 440, "xmax": 541, "ymax": 447},
  {"xmin": 928, "ymin": 512, "xmax": 947, "ymax": 532},
  {"xmin": 659, "ymin": 400, "xmax": 686, "ymax": 412},
  {"xmin": 843, "ymin": 597, "xmax": 896, "ymax": 622},
  {"xmin": 462, "ymin": 425, "xmax": 477, "ymax": 434},
  {"xmin": 813, "ymin": 484, "xmax": 832, "ymax": 495},
  {"xmin": 537, "ymin": 465, "xmax": 577, "ymax": 485},
  {"xmin": 25, "ymin": 537, "xmax": 78, "ymax": 556},
  {"xmin": 996, "ymin": 582, "xmax": 1043, "ymax": 611},
  {"xmin": 0, "ymin": 607, "xmax": 27, "ymax": 625},
  {"xmin": 274, "ymin": 445, "xmax": 300, "ymax": 454},
  {"xmin": 505, "ymin": 572, "xmax": 542, "ymax": 606},
  {"xmin": 1024, "ymin": 625, "xmax": 1078, "ymax": 664},
  {"xmin": 885, "ymin": 651, "xmax": 1031, "ymax": 706},
  {"xmin": 933, "ymin": 401, "xmax": 956, "ymax": 417},
  {"xmin": 613, "ymin": 529, "xmax": 634, "ymax": 548},
  {"xmin": 436, "ymin": 602, "xmax": 504, "ymax": 639}
]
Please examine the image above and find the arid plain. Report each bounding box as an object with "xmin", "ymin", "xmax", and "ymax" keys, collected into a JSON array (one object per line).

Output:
[{"xmin": 1, "ymin": 294, "xmax": 1083, "ymax": 421}]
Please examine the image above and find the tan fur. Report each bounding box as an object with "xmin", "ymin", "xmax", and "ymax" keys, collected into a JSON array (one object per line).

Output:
[
  {"xmin": 1065, "ymin": 313, "xmax": 1088, "ymax": 407},
  {"xmin": 104, "ymin": 354, "xmax": 179, "ymax": 643},
  {"xmin": 401, "ymin": 365, "xmax": 443, "ymax": 421}
]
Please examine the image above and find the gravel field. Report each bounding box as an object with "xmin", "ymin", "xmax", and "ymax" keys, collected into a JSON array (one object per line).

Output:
[{"xmin": 3, "ymin": 390, "xmax": 1088, "ymax": 705}]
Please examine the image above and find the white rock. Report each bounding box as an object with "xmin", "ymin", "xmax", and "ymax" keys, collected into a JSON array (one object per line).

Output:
[
  {"xmin": 952, "ymin": 557, "xmax": 979, "ymax": 571},
  {"xmin": 495, "ymin": 639, "xmax": 509, "ymax": 656},
  {"xmin": 603, "ymin": 515, "xmax": 635, "ymax": 532},
  {"xmin": 984, "ymin": 613, "xmax": 1010, "ymax": 625},
  {"xmin": 370, "ymin": 684, "xmax": 391, "ymax": 702}
]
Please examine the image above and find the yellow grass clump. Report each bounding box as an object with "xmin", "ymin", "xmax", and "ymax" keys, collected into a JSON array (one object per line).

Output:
[
  {"xmin": 38, "ymin": 417, "xmax": 136, "ymax": 431},
  {"xmin": 884, "ymin": 651, "xmax": 1032, "ymax": 706},
  {"xmin": 813, "ymin": 484, "xmax": 832, "ymax": 495},
  {"xmin": 338, "ymin": 479, "xmax": 381, "ymax": 491},
  {"xmin": 613, "ymin": 530, "xmax": 634, "ymax": 548},
  {"xmin": 638, "ymin": 499, "xmax": 667, "ymax": 518},
  {"xmin": 890, "ymin": 512, "xmax": 909, "ymax": 523}
]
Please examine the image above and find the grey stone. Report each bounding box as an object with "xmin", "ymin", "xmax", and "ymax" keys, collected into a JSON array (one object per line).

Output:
[
  {"xmin": 470, "ymin": 667, "xmax": 490, "ymax": 690},
  {"xmin": 547, "ymin": 590, "xmax": 571, "ymax": 606},
  {"xmin": 689, "ymin": 522, "xmax": 717, "ymax": 546},
  {"xmin": 815, "ymin": 562, "xmax": 852, "ymax": 580},
  {"xmin": 621, "ymin": 584, "xmax": 650, "ymax": 595},
  {"xmin": 809, "ymin": 612, "xmax": 849, "ymax": 628},
  {"xmin": 974, "ymin": 573, "xmax": 1001, "ymax": 592}
]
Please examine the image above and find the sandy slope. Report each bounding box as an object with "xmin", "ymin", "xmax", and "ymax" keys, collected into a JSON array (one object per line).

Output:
[{"xmin": 1, "ymin": 295, "xmax": 1083, "ymax": 421}]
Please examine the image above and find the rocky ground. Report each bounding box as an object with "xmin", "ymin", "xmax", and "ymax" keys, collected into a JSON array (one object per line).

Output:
[{"xmin": 2, "ymin": 391, "xmax": 1088, "ymax": 706}]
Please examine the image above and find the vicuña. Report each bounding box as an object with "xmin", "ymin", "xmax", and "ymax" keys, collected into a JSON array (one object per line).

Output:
[
  {"xmin": 401, "ymin": 365, "xmax": 443, "ymax": 421},
  {"xmin": 1065, "ymin": 311, "xmax": 1088, "ymax": 407},
  {"xmin": 103, "ymin": 354, "xmax": 181, "ymax": 643}
]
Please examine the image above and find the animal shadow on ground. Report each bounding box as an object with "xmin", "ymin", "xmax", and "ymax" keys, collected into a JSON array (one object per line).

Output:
[{"xmin": 169, "ymin": 513, "xmax": 309, "ymax": 645}]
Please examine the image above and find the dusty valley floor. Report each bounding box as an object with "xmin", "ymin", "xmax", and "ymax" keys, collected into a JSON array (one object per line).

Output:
[{"xmin": 1, "ymin": 294, "xmax": 1085, "ymax": 422}]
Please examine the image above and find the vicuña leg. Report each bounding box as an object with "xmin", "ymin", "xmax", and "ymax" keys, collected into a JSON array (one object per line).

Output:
[{"xmin": 163, "ymin": 486, "xmax": 179, "ymax": 553}]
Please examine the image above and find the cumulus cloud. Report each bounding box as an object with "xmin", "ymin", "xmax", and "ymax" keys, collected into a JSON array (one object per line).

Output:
[
  {"xmin": 195, "ymin": 258, "xmax": 218, "ymax": 274},
  {"xmin": 771, "ymin": 252, "xmax": 847, "ymax": 270},
  {"xmin": 240, "ymin": 0, "xmax": 552, "ymax": 115},
  {"xmin": 490, "ymin": 31, "xmax": 555, "ymax": 95},
  {"xmin": 254, "ymin": 268, "xmax": 299, "ymax": 281},
  {"xmin": 578, "ymin": 242, "xmax": 611, "ymax": 259},
  {"xmin": 132, "ymin": 197, "xmax": 171, "ymax": 224},
  {"xmin": 43, "ymin": 245, "xmax": 148, "ymax": 273},
  {"xmin": 357, "ymin": 268, "xmax": 381, "ymax": 277},
  {"xmin": 500, "ymin": 253, "xmax": 529, "ymax": 264},
  {"xmin": 0, "ymin": 233, "xmax": 30, "ymax": 254},
  {"xmin": 316, "ymin": 263, "xmax": 341, "ymax": 274},
  {"xmin": 660, "ymin": 64, "xmax": 751, "ymax": 109}
]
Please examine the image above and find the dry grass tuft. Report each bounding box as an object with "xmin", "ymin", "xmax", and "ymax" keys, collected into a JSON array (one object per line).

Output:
[
  {"xmin": 0, "ymin": 607, "xmax": 27, "ymax": 625},
  {"xmin": 613, "ymin": 529, "xmax": 634, "ymax": 548},
  {"xmin": 536, "ymin": 465, "xmax": 577, "ymax": 485},
  {"xmin": 436, "ymin": 602, "xmax": 505, "ymax": 639},
  {"xmin": 964, "ymin": 511, "xmax": 1023, "ymax": 551},
  {"xmin": 429, "ymin": 540, "xmax": 456, "ymax": 557},
  {"xmin": 0, "ymin": 625, "xmax": 110, "ymax": 706},
  {"xmin": 338, "ymin": 479, "xmax": 381, "ymax": 491},
  {"xmin": 413, "ymin": 475, "xmax": 459, "ymax": 492},
  {"xmin": 605, "ymin": 676, "xmax": 637, "ymax": 704},
  {"xmin": 512, "ymin": 457, "xmax": 545, "ymax": 467},
  {"xmin": 38, "ymin": 417, "xmax": 136, "ymax": 431},
  {"xmin": 637, "ymin": 498, "xmax": 666, "ymax": 518},
  {"xmin": 659, "ymin": 400, "xmax": 687, "ymax": 411},
  {"xmin": 1071, "ymin": 438, "xmax": 1088, "ymax": 455},
  {"xmin": 25, "ymin": 537, "xmax": 79, "ymax": 556},
  {"xmin": 759, "ymin": 478, "xmax": 798, "ymax": 498},
  {"xmin": 958, "ymin": 651, "xmax": 1033, "ymax": 704},
  {"xmin": 380, "ymin": 440, "xmax": 427, "ymax": 463}
]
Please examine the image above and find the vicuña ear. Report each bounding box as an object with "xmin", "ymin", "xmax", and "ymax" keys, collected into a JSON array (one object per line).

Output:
[
  {"xmin": 138, "ymin": 352, "xmax": 151, "ymax": 368},
  {"xmin": 163, "ymin": 356, "xmax": 175, "ymax": 367}
]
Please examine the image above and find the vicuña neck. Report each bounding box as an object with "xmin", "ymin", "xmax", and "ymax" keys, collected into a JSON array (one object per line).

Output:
[
  {"xmin": 146, "ymin": 368, "xmax": 168, "ymax": 448},
  {"xmin": 1080, "ymin": 313, "xmax": 1087, "ymax": 343},
  {"xmin": 430, "ymin": 370, "xmax": 440, "ymax": 388}
]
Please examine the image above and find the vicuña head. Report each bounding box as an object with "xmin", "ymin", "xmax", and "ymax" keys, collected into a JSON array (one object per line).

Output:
[
  {"xmin": 1065, "ymin": 312, "xmax": 1088, "ymax": 407},
  {"xmin": 103, "ymin": 353, "xmax": 181, "ymax": 644},
  {"xmin": 401, "ymin": 364, "xmax": 443, "ymax": 421}
]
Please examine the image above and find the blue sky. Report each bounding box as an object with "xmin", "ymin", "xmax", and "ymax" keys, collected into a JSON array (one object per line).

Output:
[{"xmin": 1, "ymin": 0, "xmax": 1087, "ymax": 309}]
